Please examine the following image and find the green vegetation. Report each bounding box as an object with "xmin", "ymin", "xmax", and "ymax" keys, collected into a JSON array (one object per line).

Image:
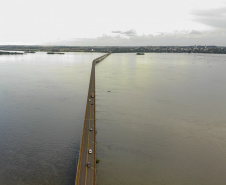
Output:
[
  {"xmin": 0, "ymin": 51, "xmax": 23, "ymax": 55},
  {"xmin": 1, "ymin": 45, "xmax": 226, "ymax": 54},
  {"xmin": 46, "ymin": 52, "xmax": 64, "ymax": 54},
  {"xmin": 96, "ymin": 159, "xmax": 100, "ymax": 164}
]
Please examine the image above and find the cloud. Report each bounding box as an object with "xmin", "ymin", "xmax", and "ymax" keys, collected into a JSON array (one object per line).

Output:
[
  {"xmin": 112, "ymin": 29, "xmax": 137, "ymax": 37},
  {"xmin": 189, "ymin": 30, "xmax": 202, "ymax": 35},
  {"xmin": 122, "ymin": 30, "xmax": 137, "ymax": 37},
  {"xmin": 112, "ymin": 31, "xmax": 123, "ymax": 34},
  {"xmin": 48, "ymin": 30, "xmax": 226, "ymax": 46},
  {"xmin": 192, "ymin": 7, "xmax": 226, "ymax": 29}
]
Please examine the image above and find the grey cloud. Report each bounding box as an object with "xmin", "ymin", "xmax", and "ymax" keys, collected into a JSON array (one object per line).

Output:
[
  {"xmin": 50, "ymin": 30, "xmax": 226, "ymax": 46},
  {"xmin": 193, "ymin": 7, "xmax": 226, "ymax": 17},
  {"xmin": 112, "ymin": 29, "xmax": 137, "ymax": 37},
  {"xmin": 189, "ymin": 30, "xmax": 202, "ymax": 35},
  {"xmin": 112, "ymin": 31, "xmax": 122, "ymax": 34},
  {"xmin": 192, "ymin": 7, "xmax": 226, "ymax": 29},
  {"xmin": 122, "ymin": 30, "xmax": 137, "ymax": 36}
]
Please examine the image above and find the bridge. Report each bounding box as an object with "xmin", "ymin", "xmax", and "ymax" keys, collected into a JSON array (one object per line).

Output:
[{"xmin": 75, "ymin": 53, "xmax": 111, "ymax": 185}]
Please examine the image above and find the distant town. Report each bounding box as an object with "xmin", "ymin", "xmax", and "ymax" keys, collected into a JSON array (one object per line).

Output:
[{"xmin": 1, "ymin": 45, "xmax": 226, "ymax": 54}]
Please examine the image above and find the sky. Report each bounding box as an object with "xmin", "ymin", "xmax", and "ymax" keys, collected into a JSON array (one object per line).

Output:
[{"xmin": 1, "ymin": 0, "xmax": 226, "ymax": 46}]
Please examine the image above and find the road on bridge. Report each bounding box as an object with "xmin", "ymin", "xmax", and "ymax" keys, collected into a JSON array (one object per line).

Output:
[{"xmin": 75, "ymin": 53, "xmax": 110, "ymax": 185}]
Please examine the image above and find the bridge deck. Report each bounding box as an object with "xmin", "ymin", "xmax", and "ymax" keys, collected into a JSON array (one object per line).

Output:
[{"xmin": 75, "ymin": 53, "xmax": 111, "ymax": 185}]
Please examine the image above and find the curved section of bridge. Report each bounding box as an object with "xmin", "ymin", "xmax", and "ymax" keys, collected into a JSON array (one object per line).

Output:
[{"xmin": 75, "ymin": 53, "xmax": 111, "ymax": 185}]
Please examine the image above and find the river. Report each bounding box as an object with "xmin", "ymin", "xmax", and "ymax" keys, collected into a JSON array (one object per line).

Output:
[
  {"xmin": 0, "ymin": 52, "xmax": 102, "ymax": 185},
  {"xmin": 96, "ymin": 53, "xmax": 226, "ymax": 185},
  {"xmin": 1, "ymin": 52, "xmax": 226, "ymax": 185}
]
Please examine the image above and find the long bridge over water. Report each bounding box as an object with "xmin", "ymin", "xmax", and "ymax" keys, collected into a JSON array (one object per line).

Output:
[{"xmin": 75, "ymin": 53, "xmax": 111, "ymax": 185}]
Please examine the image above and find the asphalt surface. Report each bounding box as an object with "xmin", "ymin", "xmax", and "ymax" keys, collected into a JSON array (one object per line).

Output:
[
  {"xmin": 75, "ymin": 53, "xmax": 110, "ymax": 185},
  {"xmin": 76, "ymin": 61, "xmax": 96, "ymax": 185}
]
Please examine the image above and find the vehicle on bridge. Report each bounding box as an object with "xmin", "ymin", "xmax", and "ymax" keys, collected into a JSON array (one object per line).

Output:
[
  {"xmin": 89, "ymin": 149, "xmax": 92, "ymax": 154},
  {"xmin": 87, "ymin": 162, "xmax": 91, "ymax": 168},
  {"xmin": 91, "ymin": 93, "xmax": 95, "ymax": 98}
]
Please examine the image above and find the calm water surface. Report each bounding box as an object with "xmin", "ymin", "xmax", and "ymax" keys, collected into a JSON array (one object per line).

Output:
[
  {"xmin": 96, "ymin": 53, "xmax": 226, "ymax": 185},
  {"xmin": 0, "ymin": 52, "xmax": 102, "ymax": 185}
]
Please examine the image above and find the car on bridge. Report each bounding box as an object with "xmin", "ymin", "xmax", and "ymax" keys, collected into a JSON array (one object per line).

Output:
[
  {"xmin": 87, "ymin": 162, "xmax": 91, "ymax": 168},
  {"xmin": 89, "ymin": 149, "xmax": 92, "ymax": 154}
]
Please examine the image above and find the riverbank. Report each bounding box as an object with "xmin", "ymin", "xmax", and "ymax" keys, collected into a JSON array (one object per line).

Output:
[{"xmin": 1, "ymin": 45, "xmax": 226, "ymax": 54}]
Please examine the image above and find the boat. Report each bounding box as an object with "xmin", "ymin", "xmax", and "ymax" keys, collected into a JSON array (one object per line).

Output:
[{"xmin": 136, "ymin": 52, "xmax": 145, "ymax": 55}]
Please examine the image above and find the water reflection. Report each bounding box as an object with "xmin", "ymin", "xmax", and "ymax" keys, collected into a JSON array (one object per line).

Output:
[
  {"xmin": 0, "ymin": 52, "xmax": 102, "ymax": 185},
  {"xmin": 96, "ymin": 53, "xmax": 226, "ymax": 185}
]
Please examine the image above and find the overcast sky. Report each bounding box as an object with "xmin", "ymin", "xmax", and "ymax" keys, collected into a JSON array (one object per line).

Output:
[{"xmin": 1, "ymin": 0, "xmax": 226, "ymax": 46}]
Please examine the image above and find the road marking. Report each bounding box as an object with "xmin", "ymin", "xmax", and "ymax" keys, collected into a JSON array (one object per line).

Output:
[
  {"xmin": 75, "ymin": 53, "xmax": 110, "ymax": 185},
  {"xmin": 85, "ymin": 92, "xmax": 93, "ymax": 185},
  {"xmin": 75, "ymin": 88, "xmax": 91, "ymax": 185}
]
